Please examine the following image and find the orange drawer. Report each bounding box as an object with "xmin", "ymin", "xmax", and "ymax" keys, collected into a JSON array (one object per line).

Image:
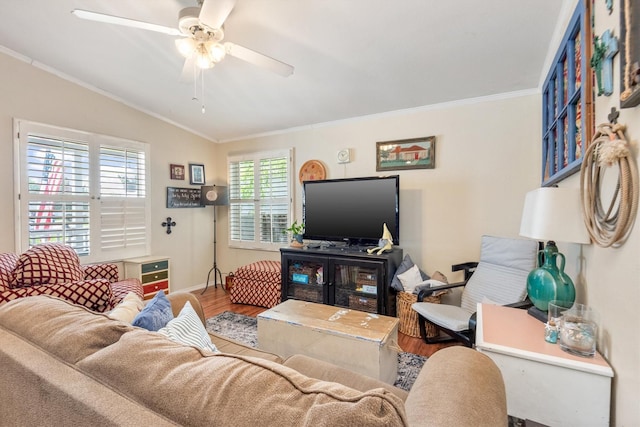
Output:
[{"xmin": 143, "ymin": 280, "xmax": 169, "ymax": 298}]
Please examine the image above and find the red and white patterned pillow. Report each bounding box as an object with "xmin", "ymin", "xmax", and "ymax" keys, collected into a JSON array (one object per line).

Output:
[
  {"xmin": 0, "ymin": 279, "xmax": 113, "ymax": 312},
  {"xmin": 0, "ymin": 253, "xmax": 19, "ymax": 291},
  {"xmin": 82, "ymin": 263, "xmax": 119, "ymax": 282},
  {"xmin": 10, "ymin": 244, "xmax": 83, "ymax": 289}
]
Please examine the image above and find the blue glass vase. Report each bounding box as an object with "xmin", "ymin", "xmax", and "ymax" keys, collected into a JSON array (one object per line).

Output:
[{"xmin": 526, "ymin": 241, "xmax": 576, "ymax": 311}]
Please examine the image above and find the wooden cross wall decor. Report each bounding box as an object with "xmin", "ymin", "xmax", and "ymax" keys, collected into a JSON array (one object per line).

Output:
[{"xmin": 162, "ymin": 217, "xmax": 176, "ymax": 234}]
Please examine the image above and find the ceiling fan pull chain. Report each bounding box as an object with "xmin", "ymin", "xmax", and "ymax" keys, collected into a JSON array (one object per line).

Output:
[
  {"xmin": 192, "ymin": 61, "xmax": 198, "ymax": 102},
  {"xmin": 201, "ymin": 68, "xmax": 206, "ymax": 114}
]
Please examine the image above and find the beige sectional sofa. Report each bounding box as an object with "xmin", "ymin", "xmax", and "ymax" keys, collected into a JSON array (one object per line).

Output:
[{"xmin": 0, "ymin": 293, "xmax": 508, "ymax": 426}]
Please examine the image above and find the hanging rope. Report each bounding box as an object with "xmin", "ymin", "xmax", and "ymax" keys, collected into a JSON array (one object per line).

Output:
[{"xmin": 580, "ymin": 122, "xmax": 639, "ymax": 247}]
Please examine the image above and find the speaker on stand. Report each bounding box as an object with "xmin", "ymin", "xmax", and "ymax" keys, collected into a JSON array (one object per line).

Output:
[{"xmin": 200, "ymin": 185, "xmax": 229, "ymax": 294}]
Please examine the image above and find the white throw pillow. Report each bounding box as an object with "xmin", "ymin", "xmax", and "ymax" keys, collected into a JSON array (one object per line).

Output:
[
  {"xmin": 107, "ymin": 292, "xmax": 144, "ymax": 323},
  {"xmin": 397, "ymin": 264, "xmax": 424, "ymax": 293},
  {"xmin": 158, "ymin": 301, "xmax": 220, "ymax": 353}
]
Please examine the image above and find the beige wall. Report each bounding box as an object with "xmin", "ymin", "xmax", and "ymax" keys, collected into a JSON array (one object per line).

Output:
[
  {"xmin": 214, "ymin": 93, "xmax": 541, "ymax": 276},
  {"xmin": 0, "ymin": 51, "xmax": 219, "ymax": 290}
]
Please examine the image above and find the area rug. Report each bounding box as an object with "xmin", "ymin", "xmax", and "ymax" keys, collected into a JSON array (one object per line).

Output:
[{"xmin": 205, "ymin": 311, "xmax": 427, "ymax": 391}]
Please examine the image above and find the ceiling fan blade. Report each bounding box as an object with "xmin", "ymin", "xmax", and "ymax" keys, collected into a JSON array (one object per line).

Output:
[
  {"xmin": 71, "ymin": 9, "xmax": 182, "ymax": 36},
  {"xmin": 199, "ymin": 0, "xmax": 236, "ymax": 30},
  {"xmin": 225, "ymin": 43, "xmax": 294, "ymax": 77}
]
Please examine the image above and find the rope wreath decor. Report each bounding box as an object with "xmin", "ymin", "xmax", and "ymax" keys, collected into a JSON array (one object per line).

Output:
[{"xmin": 580, "ymin": 123, "xmax": 639, "ymax": 247}]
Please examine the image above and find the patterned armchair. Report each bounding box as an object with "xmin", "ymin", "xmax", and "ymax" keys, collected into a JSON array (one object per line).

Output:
[{"xmin": 0, "ymin": 244, "xmax": 143, "ymax": 312}]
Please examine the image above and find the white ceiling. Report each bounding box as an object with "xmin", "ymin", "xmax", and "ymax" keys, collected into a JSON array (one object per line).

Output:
[{"xmin": 0, "ymin": 0, "xmax": 568, "ymax": 142}]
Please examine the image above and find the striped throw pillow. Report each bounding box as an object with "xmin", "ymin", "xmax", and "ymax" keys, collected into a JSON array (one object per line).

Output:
[{"xmin": 158, "ymin": 301, "xmax": 219, "ymax": 353}]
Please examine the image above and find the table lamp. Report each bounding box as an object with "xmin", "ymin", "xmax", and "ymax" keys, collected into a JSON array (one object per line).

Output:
[{"xmin": 519, "ymin": 187, "xmax": 591, "ymax": 317}]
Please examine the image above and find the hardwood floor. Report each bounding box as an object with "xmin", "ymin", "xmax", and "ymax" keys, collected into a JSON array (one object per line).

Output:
[{"xmin": 193, "ymin": 286, "xmax": 457, "ymax": 357}]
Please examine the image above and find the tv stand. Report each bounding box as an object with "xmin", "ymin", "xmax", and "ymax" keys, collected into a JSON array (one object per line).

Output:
[{"xmin": 280, "ymin": 246, "xmax": 402, "ymax": 316}]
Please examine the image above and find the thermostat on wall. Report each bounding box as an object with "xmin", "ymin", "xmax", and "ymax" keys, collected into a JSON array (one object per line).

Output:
[{"xmin": 337, "ymin": 148, "xmax": 351, "ymax": 164}]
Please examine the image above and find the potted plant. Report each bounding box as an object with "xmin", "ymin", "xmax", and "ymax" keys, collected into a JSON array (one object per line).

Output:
[{"xmin": 285, "ymin": 220, "xmax": 305, "ymax": 247}]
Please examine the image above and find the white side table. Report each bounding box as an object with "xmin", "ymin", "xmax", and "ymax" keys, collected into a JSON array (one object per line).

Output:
[{"xmin": 475, "ymin": 303, "xmax": 613, "ymax": 426}]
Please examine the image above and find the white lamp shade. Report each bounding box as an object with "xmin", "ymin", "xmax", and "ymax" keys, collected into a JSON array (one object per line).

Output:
[
  {"xmin": 208, "ymin": 43, "xmax": 226, "ymax": 63},
  {"xmin": 175, "ymin": 38, "xmax": 196, "ymax": 58},
  {"xmin": 519, "ymin": 187, "xmax": 590, "ymax": 244}
]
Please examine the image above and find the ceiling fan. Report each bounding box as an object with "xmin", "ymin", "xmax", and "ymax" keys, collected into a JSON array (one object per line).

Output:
[{"xmin": 71, "ymin": 0, "xmax": 294, "ymax": 78}]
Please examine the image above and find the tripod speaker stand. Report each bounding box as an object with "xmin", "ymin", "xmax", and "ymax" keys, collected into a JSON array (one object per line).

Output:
[{"xmin": 201, "ymin": 185, "xmax": 228, "ymax": 294}]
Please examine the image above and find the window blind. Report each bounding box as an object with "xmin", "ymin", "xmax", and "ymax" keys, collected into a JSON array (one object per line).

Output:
[{"xmin": 228, "ymin": 149, "xmax": 292, "ymax": 250}]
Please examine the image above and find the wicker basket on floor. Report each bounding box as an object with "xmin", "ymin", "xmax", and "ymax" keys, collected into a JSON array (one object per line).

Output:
[{"xmin": 396, "ymin": 291, "xmax": 444, "ymax": 338}]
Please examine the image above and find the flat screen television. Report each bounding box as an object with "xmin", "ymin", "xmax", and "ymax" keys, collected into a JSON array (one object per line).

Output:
[{"xmin": 303, "ymin": 175, "xmax": 400, "ymax": 246}]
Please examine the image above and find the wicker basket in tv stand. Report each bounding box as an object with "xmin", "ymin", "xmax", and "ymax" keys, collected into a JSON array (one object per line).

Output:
[{"xmin": 279, "ymin": 246, "xmax": 402, "ymax": 316}]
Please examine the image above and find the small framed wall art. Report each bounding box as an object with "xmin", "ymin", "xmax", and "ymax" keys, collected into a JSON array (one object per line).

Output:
[
  {"xmin": 376, "ymin": 136, "xmax": 436, "ymax": 171},
  {"xmin": 170, "ymin": 164, "xmax": 185, "ymax": 180},
  {"xmin": 189, "ymin": 163, "xmax": 205, "ymax": 185}
]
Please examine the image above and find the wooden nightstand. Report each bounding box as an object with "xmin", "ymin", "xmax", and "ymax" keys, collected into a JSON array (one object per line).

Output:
[
  {"xmin": 475, "ymin": 303, "xmax": 613, "ymax": 426},
  {"xmin": 124, "ymin": 256, "xmax": 170, "ymax": 299}
]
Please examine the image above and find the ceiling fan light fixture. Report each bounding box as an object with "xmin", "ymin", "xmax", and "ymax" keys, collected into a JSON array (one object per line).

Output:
[
  {"xmin": 208, "ymin": 43, "xmax": 226, "ymax": 63},
  {"xmin": 195, "ymin": 44, "xmax": 215, "ymax": 69},
  {"xmin": 175, "ymin": 37, "xmax": 196, "ymax": 58}
]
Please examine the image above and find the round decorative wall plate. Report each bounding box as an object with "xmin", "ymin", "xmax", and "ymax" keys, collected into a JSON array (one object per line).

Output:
[{"xmin": 299, "ymin": 160, "xmax": 326, "ymax": 183}]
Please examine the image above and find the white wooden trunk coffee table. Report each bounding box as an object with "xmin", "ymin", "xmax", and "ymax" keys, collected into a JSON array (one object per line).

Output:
[{"xmin": 257, "ymin": 299, "xmax": 399, "ymax": 384}]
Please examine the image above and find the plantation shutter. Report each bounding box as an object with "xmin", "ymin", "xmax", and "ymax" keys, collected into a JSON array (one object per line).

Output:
[
  {"xmin": 25, "ymin": 135, "xmax": 91, "ymax": 255},
  {"xmin": 229, "ymin": 159, "xmax": 256, "ymax": 242},
  {"xmin": 259, "ymin": 156, "xmax": 289, "ymax": 244},
  {"xmin": 99, "ymin": 144, "xmax": 148, "ymax": 255},
  {"xmin": 228, "ymin": 149, "xmax": 292, "ymax": 250}
]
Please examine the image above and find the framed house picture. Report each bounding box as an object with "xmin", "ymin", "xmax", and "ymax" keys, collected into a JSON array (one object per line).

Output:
[
  {"xmin": 376, "ymin": 136, "xmax": 436, "ymax": 171},
  {"xmin": 170, "ymin": 164, "xmax": 185, "ymax": 180},
  {"xmin": 189, "ymin": 163, "xmax": 205, "ymax": 185}
]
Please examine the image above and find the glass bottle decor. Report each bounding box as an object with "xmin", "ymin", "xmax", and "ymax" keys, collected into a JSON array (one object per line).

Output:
[{"xmin": 526, "ymin": 241, "xmax": 576, "ymax": 311}]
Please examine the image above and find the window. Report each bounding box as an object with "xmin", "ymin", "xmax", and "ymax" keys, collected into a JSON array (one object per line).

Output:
[
  {"xmin": 228, "ymin": 149, "xmax": 292, "ymax": 250},
  {"xmin": 541, "ymin": 1, "xmax": 593, "ymax": 186},
  {"xmin": 15, "ymin": 120, "xmax": 150, "ymax": 262}
]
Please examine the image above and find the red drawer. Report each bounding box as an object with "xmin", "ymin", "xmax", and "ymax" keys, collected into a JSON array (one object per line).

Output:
[{"xmin": 143, "ymin": 280, "xmax": 169, "ymax": 298}]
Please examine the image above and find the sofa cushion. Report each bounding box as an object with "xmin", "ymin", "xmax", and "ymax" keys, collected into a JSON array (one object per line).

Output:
[
  {"xmin": 0, "ymin": 253, "xmax": 19, "ymax": 291},
  {"xmin": 78, "ymin": 330, "xmax": 408, "ymax": 427},
  {"xmin": 10, "ymin": 244, "xmax": 83, "ymax": 288},
  {"xmin": 0, "ymin": 295, "xmax": 133, "ymax": 364},
  {"xmin": 283, "ymin": 354, "xmax": 409, "ymax": 402},
  {"xmin": 132, "ymin": 291, "xmax": 173, "ymax": 331}
]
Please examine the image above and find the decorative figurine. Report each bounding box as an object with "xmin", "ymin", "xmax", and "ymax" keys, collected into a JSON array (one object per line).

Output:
[{"xmin": 367, "ymin": 223, "xmax": 394, "ymax": 255}]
